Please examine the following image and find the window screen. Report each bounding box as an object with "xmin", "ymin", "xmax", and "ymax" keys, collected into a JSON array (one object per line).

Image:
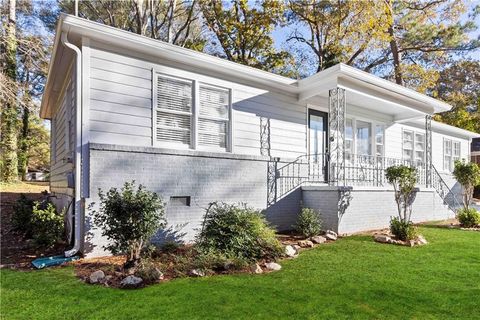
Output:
[{"xmin": 155, "ymin": 75, "xmax": 193, "ymax": 145}]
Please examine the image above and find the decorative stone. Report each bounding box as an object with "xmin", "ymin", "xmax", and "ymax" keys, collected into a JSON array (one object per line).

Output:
[
  {"xmin": 416, "ymin": 235, "xmax": 428, "ymax": 245},
  {"xmin": 265, "ymin": 262, "xmax": 282, "ymax": 271},
  {"xmin": 89, "ymin": 270, "xmax": 105, "ymax": 284},
  {"xmin": 292, "ymin": 244, "xmax": 302, "ymax": 251},
  {"xmin": 189, "ymin": 269, "xmax": 206, "ymax": 277},
  {"xmin": 325, "ymin": 230, "xmax": 338, "ymax": 241},
  {"xmin": 120, "ymin": 275, "xmax": 143, "ymax": 288},
  {"xmin": 373, "ymin": 234, "xmax": 391, "ymax": 243},
  {"xmin": 298, "ymin": 240, "xmax": 314, "ymax": 248},
  {"xmin": 285, "ymin": 245, "xmax": 298, "ymax": 257},
  {"xmin": 252, "ymin": 263, "xmax": 263, "ymax": 274},
  {"xmin": 311, "ymin": 236, "xmax": 327, "ymax": 244}
]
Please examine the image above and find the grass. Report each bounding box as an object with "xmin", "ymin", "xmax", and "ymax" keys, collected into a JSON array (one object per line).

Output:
[
  {"xmin": 0, "ymin": 181, "xmax": 49, "ymax": 193},
  {"xmin": 1, "ymin": 226, "xmax": 479, "ymax": 320}
]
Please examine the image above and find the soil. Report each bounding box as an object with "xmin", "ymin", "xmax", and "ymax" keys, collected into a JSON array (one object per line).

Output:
[{"xmin": 0, "ymin": 182, "xmax": 68, "ymax": 268}]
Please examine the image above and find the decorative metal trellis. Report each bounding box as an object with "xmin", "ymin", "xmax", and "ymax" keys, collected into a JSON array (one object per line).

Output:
[
  {"xmin": 267, "ymin": 158, "xmax": 278, "ymax": 206},
  {"xmin": 328, "ymin": 88, "xmax": 346, "ymax": 186},
  {"xmin": 425, "ymin": 115, "xmax": 433, "ymax": 187},
  {"xmin": 260, "ymin": 117, "xmax": 270, "ymax": 157}
]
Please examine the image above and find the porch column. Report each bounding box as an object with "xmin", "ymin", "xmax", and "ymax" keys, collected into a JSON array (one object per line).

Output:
[
  {"xmin": 328, "ymin": 88, "xmax": 346, "ymax": 186},
  {"xmin": 425, "ymin": 115, "xmax": 433, "ymax": 187}
]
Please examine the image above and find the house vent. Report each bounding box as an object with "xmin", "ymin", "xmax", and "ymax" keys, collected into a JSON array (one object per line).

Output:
[{"xmin": 169, "ymin": 196, "xmax": 191, "ymax": 207}]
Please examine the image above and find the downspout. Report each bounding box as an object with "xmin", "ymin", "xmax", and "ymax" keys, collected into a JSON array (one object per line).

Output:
[{"xmin": 61, "ymin": 32, "xmax": 83, "ymax": 257}]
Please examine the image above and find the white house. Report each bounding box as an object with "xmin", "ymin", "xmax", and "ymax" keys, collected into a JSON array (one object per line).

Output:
[{"xmin": 40, "ymin": 14, "xmax": 479, "ymax": 258}]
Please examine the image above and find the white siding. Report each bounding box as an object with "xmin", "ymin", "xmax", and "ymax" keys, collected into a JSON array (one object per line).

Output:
[
  {"xmin": 50, "ymin": 70, "xmax": 75, "ymax": 196},
  {"xmin": 87, "ymin": 42, "xmax": 307, "ymax": 159},
  {"xmin": 384, "ymin": 122, "xmax": 471, "ymax": 175}
]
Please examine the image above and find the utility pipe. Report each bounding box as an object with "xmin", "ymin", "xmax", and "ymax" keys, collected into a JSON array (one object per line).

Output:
[{"xmin": 61, "ymin": 31, "xmax": 83, "ymax": 258}]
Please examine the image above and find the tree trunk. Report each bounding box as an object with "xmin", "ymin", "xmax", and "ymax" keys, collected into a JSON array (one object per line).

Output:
[
  {"xmin": 19, "ymin": 106, "xmax": 30, "ymax": 180},
  {"xmin": 385, "ymin": 0, "xmax": 403, "ymax": 85},
  {"xmin": 1, "ymin": 0, "xmax": 19, "ymax": 182}
]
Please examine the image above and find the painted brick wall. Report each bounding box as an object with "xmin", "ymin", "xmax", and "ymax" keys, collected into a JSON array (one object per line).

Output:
[
  {"xmin": 302, "ymin": 186, "xmax": 454, "ymax": 235},
  {"xmin": 83, "ymin": 144, "xmax": 299, "ymax": 257}
]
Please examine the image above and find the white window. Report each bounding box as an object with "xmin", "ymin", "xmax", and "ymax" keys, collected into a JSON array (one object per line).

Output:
[
  {"xmin": 345, "ymin": 119, "xmax": 353, "ymax": 161},
  {"xmin": 154, "ymin": 73, "xmax": 231, "ymax": 151},
  {"xmin": 356, "ymin": 120, "xmax": 372, "ymax": 156},
  {"xmin": 402, "ymin": 130, "xmax": 424, "ymax": 163},
  {"xmin": 375, "ymin": 125, "xmax": 385, "ymax": 157},
  {"xmin": 198, "ymin": 84, "xmax": 230, "ymax": 150},
  {"xmin": 444, "ymin": 139, "xmax": 461, "ymax": 171},
  {"xmin": 155, "ymin": 75, "xmax": 193, "ymax": 146}
]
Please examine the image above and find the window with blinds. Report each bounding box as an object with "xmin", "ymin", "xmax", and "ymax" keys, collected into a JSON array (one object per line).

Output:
[
  {"xmin": 155, "ymin": 75, "xmax": 193, "ymax": 146},
  {"xmin": 198, "ymin": 84, "xmax": 230, "ymax": 149}
]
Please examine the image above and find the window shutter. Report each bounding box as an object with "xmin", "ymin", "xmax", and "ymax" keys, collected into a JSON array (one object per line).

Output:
[
  {"xmin": 198, "ymin": 85, "xmax": 230, "ymax": 149},
  {"xmin": 155, "ymin": 75, "xmax": 193, "ymax": 145}
]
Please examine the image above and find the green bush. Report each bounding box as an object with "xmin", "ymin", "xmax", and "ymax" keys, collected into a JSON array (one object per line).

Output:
[
  {"xmin": 197, "ymin": 202, "xmax": 283, "ymax": 261},
  {"xmin": 390, "ymin": 217, "xmax": 418, "ymax": 241},
  {"xmin": 134, "ymin": 260, "xmax": 163, "ymax": 283},
  {"xmin": 194, "ymin": 251, "xmax": 249, "ymax": 272},
  {"xmin": 12, "ymin": 194, "xmax": 35, "ymax": 236},
  {"xmin": 453, "ymin": 160, "xmax": 480, "ymax": 209},
  {"xmin": 294, "ymin": 207, "xmax": 322, "ymax": 238},
  {"xmin": 385, "ymin": 165, "xmax": 418, "ymax": 224},
  {"xmin": 91, "ymin": 181, "xmax": 166, "ymax": 268},
  {"xmin": 457, "ymin": 208, "xmax": 480, "ymax": 228},
  {"xmin": 30, "ymin": 202, "xmax": 64, "ymax": 247}
]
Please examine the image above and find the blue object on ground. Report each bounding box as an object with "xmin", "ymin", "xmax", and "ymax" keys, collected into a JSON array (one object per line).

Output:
[{"xmin": 31, "ymin": 255, "xmax": 79, "ymax": 269}]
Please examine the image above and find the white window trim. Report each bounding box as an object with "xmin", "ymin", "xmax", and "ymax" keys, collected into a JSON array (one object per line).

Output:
[
  {"xmin": 152, "ymin": 68, "xmax": 233, "ymax": 153},
  {"xmin": 443, "ymin": 138, "xmax": 461, "ymax": 172},
  {"xmin": 402, "ymin": 129, "xmax": 425, "ymax": 163},
  {"xmin": 347, "ymin": 116, "xmax": 385, "ymax": 158}
]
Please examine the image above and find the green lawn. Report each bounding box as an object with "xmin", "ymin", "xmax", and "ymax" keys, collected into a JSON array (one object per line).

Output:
[{"xmin": 1, "ymin": 227, "xmax": 479, "ymax": 320}]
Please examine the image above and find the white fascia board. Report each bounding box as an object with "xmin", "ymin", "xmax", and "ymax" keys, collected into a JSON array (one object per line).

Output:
[
  {"xmin": 40, "ymin": 17, "xmax": 64, "ymax": 119},
  {"xmin": 408, "ymin": 118, "xmax": 480, "ymax": 139},
  {"xmin": 336, "ymin": 64, "xmax": 452, "ymax": 113},
  {"xmin": 60, "ymin": 14, "xmax": 298, "ymax": 92}
]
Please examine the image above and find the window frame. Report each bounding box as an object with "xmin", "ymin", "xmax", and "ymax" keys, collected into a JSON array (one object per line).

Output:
[
  {"xmin": 402, "ymin": 129, "xmax": 425, "ymax": 164},
  {"xmin": 152, "ymin": 69, "xmax": 233, "ymax": 152},
  {"xmin": 345, "ymin": 116, "xmax": 385, "ymax": 160},
  {"xmin": 443, "ymin": 138, "xmax": 461, "ymax": 172}
]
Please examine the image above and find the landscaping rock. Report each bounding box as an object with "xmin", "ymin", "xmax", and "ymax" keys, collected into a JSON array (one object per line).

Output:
[
  {"xmin": 285, "ymin": 245, "xmax": 298, "ymax": 257},
  {"xmin": 416, "ymin": 235, "xmax": 428, "ymax": 245},
  {"xmin": 298, "ymin": 240, "xmax": 314, "ymax": 248},
  {"xmin": 325, "ymin": 230, "xmax": 338, "ymax": 241},
  {"xmin": 292, "ymin": 244, "xmax": 302, "ymax": 251},
  {"xmin": 311, "ymin": 236, "xmax": 327, "ymax": 244},
  {"xmin": 373, "ymin": 234, "xmax": 391, "ymax": 244},
  {"xmin": 120, "ymin": 275, "xmax": 143, "ymax": 288},
  {"xmin": 189, "ymin": 269, "xmax": 206, "ymax": 277},
  {"xmin": 89, "ymin": 270, "xmax": 105, "ymax": 284},
  {"xmin": 265, "ymin": 262, "xmax": 282, "ymax": 271},
  {"xmin": 252, "ymin": 263, "xmax": 263, "ymax": 274}
]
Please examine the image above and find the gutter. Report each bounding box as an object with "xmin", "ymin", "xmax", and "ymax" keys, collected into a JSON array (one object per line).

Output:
[{"xmin": 61, "ymin": 32, "xmax": 83, "ymax": 258}]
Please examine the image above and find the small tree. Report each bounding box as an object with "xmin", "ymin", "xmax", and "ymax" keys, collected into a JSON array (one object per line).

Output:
[
  {"xmin": 453, "ymin": 160, "xmax": 480, "ymax": 210},
  {"xmin": 92, "ymin": 181, "xmax": 166, "ymax": 268},
  {"xmin": 385, "ymin": 165, "xmax": 418, "ymax": 224}
]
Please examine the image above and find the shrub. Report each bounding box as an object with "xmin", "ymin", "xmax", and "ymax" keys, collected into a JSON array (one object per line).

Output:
[
  {"xmin": 197, "ymin": 202, "xmax": 283, "ymax": 261},
  {"xmin": 30, "ymin": 202, "xmax": 64, "ymax": 246},
  {"xmin": 390, "ymin": 217, "xmax": 418, "ymax": 241},
  {"xmin": 91, "ymin": 181, "xmax": 166, "ymax": 268},
  {"xmin": 453, "ymin": 160, "xmax": 480, "ymax": 209},
  {"xmin": 294, "ymin": 207, "xmax": 322, "ymax": 238},
  {"xmin": 12, "ymin": 194, "xmax": 34, "ymax": 236},
  {"xmin": 385, "ymin": 165, "xmax": 418, "ymax": 224},
  {"xmin": 457, "ymin": 208, "xmax": 480, "ymax": 228},
  {"xmin": 194, "ymin": 251, "xmax": 249, "ymax": 272}
]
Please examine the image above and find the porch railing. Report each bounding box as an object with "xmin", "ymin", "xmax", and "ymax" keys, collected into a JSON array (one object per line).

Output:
[
  {"xmin": 431, "ymin": 165, "xmax": 462, "ymax": 213},
  {"xmin": 275, "ymin": 153, "xmax": 428, "ymax": 199}
]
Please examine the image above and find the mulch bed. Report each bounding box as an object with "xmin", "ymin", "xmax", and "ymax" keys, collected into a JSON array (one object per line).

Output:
[{"xmin": 0, "ymin": 191, "xmax": 68, "ymax": 269}]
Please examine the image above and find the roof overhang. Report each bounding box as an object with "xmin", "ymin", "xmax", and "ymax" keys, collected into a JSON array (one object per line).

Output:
[
  {"xmin": 41, "ymin": 15, "xmax": 454, "ymax": 122},
  {"xmin": 297, "ymin": 64, "xmax": 453, "ymax": 120}
]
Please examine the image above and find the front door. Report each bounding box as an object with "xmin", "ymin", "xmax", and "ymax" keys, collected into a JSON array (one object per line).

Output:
[{"xmin": 308, "ymin": 109, "xmax": 328, "ymax": 181}]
